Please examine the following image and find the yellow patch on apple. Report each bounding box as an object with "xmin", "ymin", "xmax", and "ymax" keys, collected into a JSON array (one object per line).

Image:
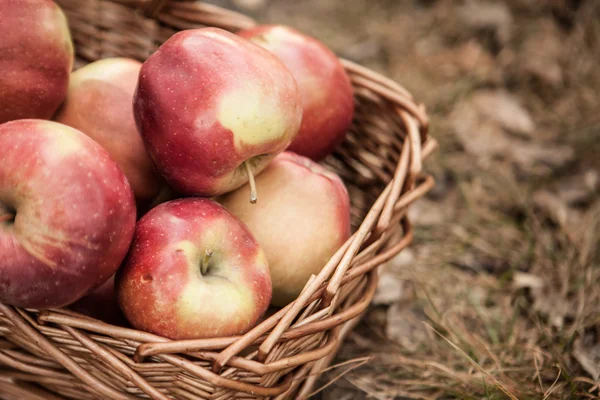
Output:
[
  {"xmin": 176, "ymin": 273, "xmax": 256, "ymax": 333},
  {"xmin": 263, "ymin": 26, "xmax": 306, "ymax": 46},
  {"xmin": 47, "ymin": 126, "xmax": 83, "ymax": 159},
  {"xmin": 217, "ymin": 85, "xmax": 291, "ymax": 149},
  {"xmin": 253, "ymin": 248, "xmax": 270, "ymax": 275},
  {"xmin": 198, "ymin": 30, "xmax": 241, "ymax": 47},
  {"xmin": 69, "ymin": 58, "xmax": 133, "ymax": 87},
  {"xmin": 171, "ymin": 239, "xmax": 199, "ymax": 266}
]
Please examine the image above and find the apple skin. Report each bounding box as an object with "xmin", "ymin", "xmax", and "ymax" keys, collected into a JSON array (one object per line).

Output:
[
  {"xmin": 69, "ymin": 276, "xmax": 128, "ymax": 327},
  {"xmin": 0, "ymin": 0, "xmax": 74, "ymax": 124},
  {"xmin": 238, "ymin": 25, "xmax": 354, "ymax": 161},
  {"xmin": 0, "ymin": 120, "xmax": 136, "ymax": 309},
  {"xmin": 54, "ymin": 58, "xmax": 164, "ymax": 208},
  {"xmin": 115, "ymin": 198, "xmax": 272, "ymax": 340},
  {"xmin": 133, "ymin": 27, "xmax": 303, "ymax": 197},
  {"xmin": 220, "ymin": 152, "xmax": 351, "ymax": 307}
]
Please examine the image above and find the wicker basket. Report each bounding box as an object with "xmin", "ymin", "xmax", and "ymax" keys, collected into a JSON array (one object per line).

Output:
[{"xmin": 0, "ymin": 1, "xmax": 436, "ymax": 399}]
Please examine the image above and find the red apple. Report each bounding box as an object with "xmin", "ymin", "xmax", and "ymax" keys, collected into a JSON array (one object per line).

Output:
[
  {"xmin": 239, "ymin": 25, "xmax": 354, "ymax": 161},
  {"xmin": 134, "ymin": 27, "xmax": 302, "ymax": 198},
  {"xmin": 0, "ymin": 120, "xmax": 136, "ymax": 309},
  {"xmin": 55, "ymin": 58, "xmax": 164, "ymax": 208},
  {"xmin": 220, "ymin": 152, "xmax": 351, "ymax": 306},
  {"xmin": 115, "ymin": 198, "xmax": 271, "ymax": 340},
  {"xmin": 69, "ymin": 276, "xmax": 128, "ymax": 326},
  {"xmin": 0, "ymin": 0, "xmax": 74, "ymax": 124}
]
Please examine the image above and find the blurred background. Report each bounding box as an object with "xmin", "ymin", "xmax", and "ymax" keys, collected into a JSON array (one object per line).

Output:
[{"xmin": 215, "ymin": 1, "xmax": 599, "ymax": 398}]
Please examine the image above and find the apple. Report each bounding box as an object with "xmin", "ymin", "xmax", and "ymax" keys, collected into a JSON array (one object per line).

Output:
[
  {"xmin": 0, "ymin": 0, "xmax": 74, "ymax": 124},
  {"xmin": 54, "ymin": 58, "xmax": 164, "ymax": 208},
  {"xmin": 238, "ymin": 25, "xmax": 354, "ymax": 161},
  {"xmin": 115, "ymin": 198, "xmax": 272, "ymax": 340},
  {"xmin": 220, "ymin": 152, "xmax": 351, "ymax": 306},
  {"xmin": 0, "ymin": 119, "xmax": 136, "ymax": 309},
  {"xmin": 134, "ymin": 27, "xmax": 302, "ymax": 199},
  {"xmin": 69, "ymin": 276, "xmax": 128, "ymax": 326}
]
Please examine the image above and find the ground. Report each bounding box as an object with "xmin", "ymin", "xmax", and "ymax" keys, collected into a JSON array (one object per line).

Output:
[{"xmin": 216, "ymin": 1, "xmax": 600, "ymax": 398}]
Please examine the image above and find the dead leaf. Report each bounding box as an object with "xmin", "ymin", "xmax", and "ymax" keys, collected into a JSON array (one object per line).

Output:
[
  {"xmin": 456, "ymin": 40, "xmax": 496, "ymax": 76},
  {"xmin": 386, "ymin": 303, "xmax": 429, "ymax": 352},
  {"xmin": 373, "ymin": 271, "xmax": 405, "ymax": 305},
  {"xmin": 512, "ymin": 144, "xmax": 574, "ymax": 172},
  {"xmin": 574, "ymin": 333, "xmax": 600, "ymax": 380},
  {"xmin": 584, "ymin": 170, "xmax": 599, "ymax": 192},
  {"xmin": 521, "ymin": 19, "xmax": 564, "ymax": 88},
  {"xmin": 533, "ymin": 190, "xmax": 584, "ymax": 243},
  {"xmin": 534, "ymin": 290, "xmax": 570, "ymax": 330},
  {"xmin": 473, "ymin": 90, "xmax": 535, "ymax": 137},
  {"xmin": 555, "ymin": 170, "xmax": 599, "ymax": 205},
  {"xmin": 450, "ymin": 89, "xmax": 533, "ymax": 157},
  {"xmin": 457, "ymin": 2, "xmax": 513, "ymax": 45},
  {"xmin": 451, "ymin": 98, "xmax": 509, "ymax": 157},
  {"xmin": 524, "ymin": 279, "xmax": 570, "ymax": 330},
  {"xmin": 385, "ymin": 248, "xmax": 416, "ymax": 273},
  {"xmin": 451, "ymin": 89, "xmax": 574, "ymax": 174},
  {"xmin": 414, "ymin": 37, "xmax": 500, "ymax": 83},
  {"xmin": 408, "ymin": 199, "xmax": 446, "ymax": 226},
  {"xmin": 533, "ymin": 191, "xmax": 571, "ymax": 227},
  {"xmin": 512, "ymin": 272, "xmax": 572, "ymax": 330},
  {"xmin": 513, "ymin": 272, "xmax": 544, "ymax": 290}
]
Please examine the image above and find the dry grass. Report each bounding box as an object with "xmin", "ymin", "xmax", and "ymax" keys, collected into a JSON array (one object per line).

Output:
[{"xmin": 223, "ymin": 0, "xmax": 600, "ymax": 398}]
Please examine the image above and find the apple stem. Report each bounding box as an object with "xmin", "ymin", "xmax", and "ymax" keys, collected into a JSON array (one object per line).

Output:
[
  {"xmin": 0, "ymin": 213, "xmax": 14, "ymax": 223},
  {"xmin": 244, "ymin": 161, "xmax": 258, "ymax": 204},
  {"xmin": 200, "ymin": 249, "xmax": 213, "ymax": 276}
]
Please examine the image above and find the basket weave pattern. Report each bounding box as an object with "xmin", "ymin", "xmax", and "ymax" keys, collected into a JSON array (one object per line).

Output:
[{"xmin": 0, "ymin": 1, "xmax": 436, "ymax": 399}]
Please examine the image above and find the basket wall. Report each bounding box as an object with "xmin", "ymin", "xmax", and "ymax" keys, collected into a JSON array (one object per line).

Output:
[{"xmin": 0, "ymin": 1, "xmax": 436, "ymax": 399}]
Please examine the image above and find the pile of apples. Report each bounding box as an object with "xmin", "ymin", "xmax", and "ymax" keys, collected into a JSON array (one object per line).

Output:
[{"xmin": 0, "ymin": 0, "xmax": 355, "ymax": 340}]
